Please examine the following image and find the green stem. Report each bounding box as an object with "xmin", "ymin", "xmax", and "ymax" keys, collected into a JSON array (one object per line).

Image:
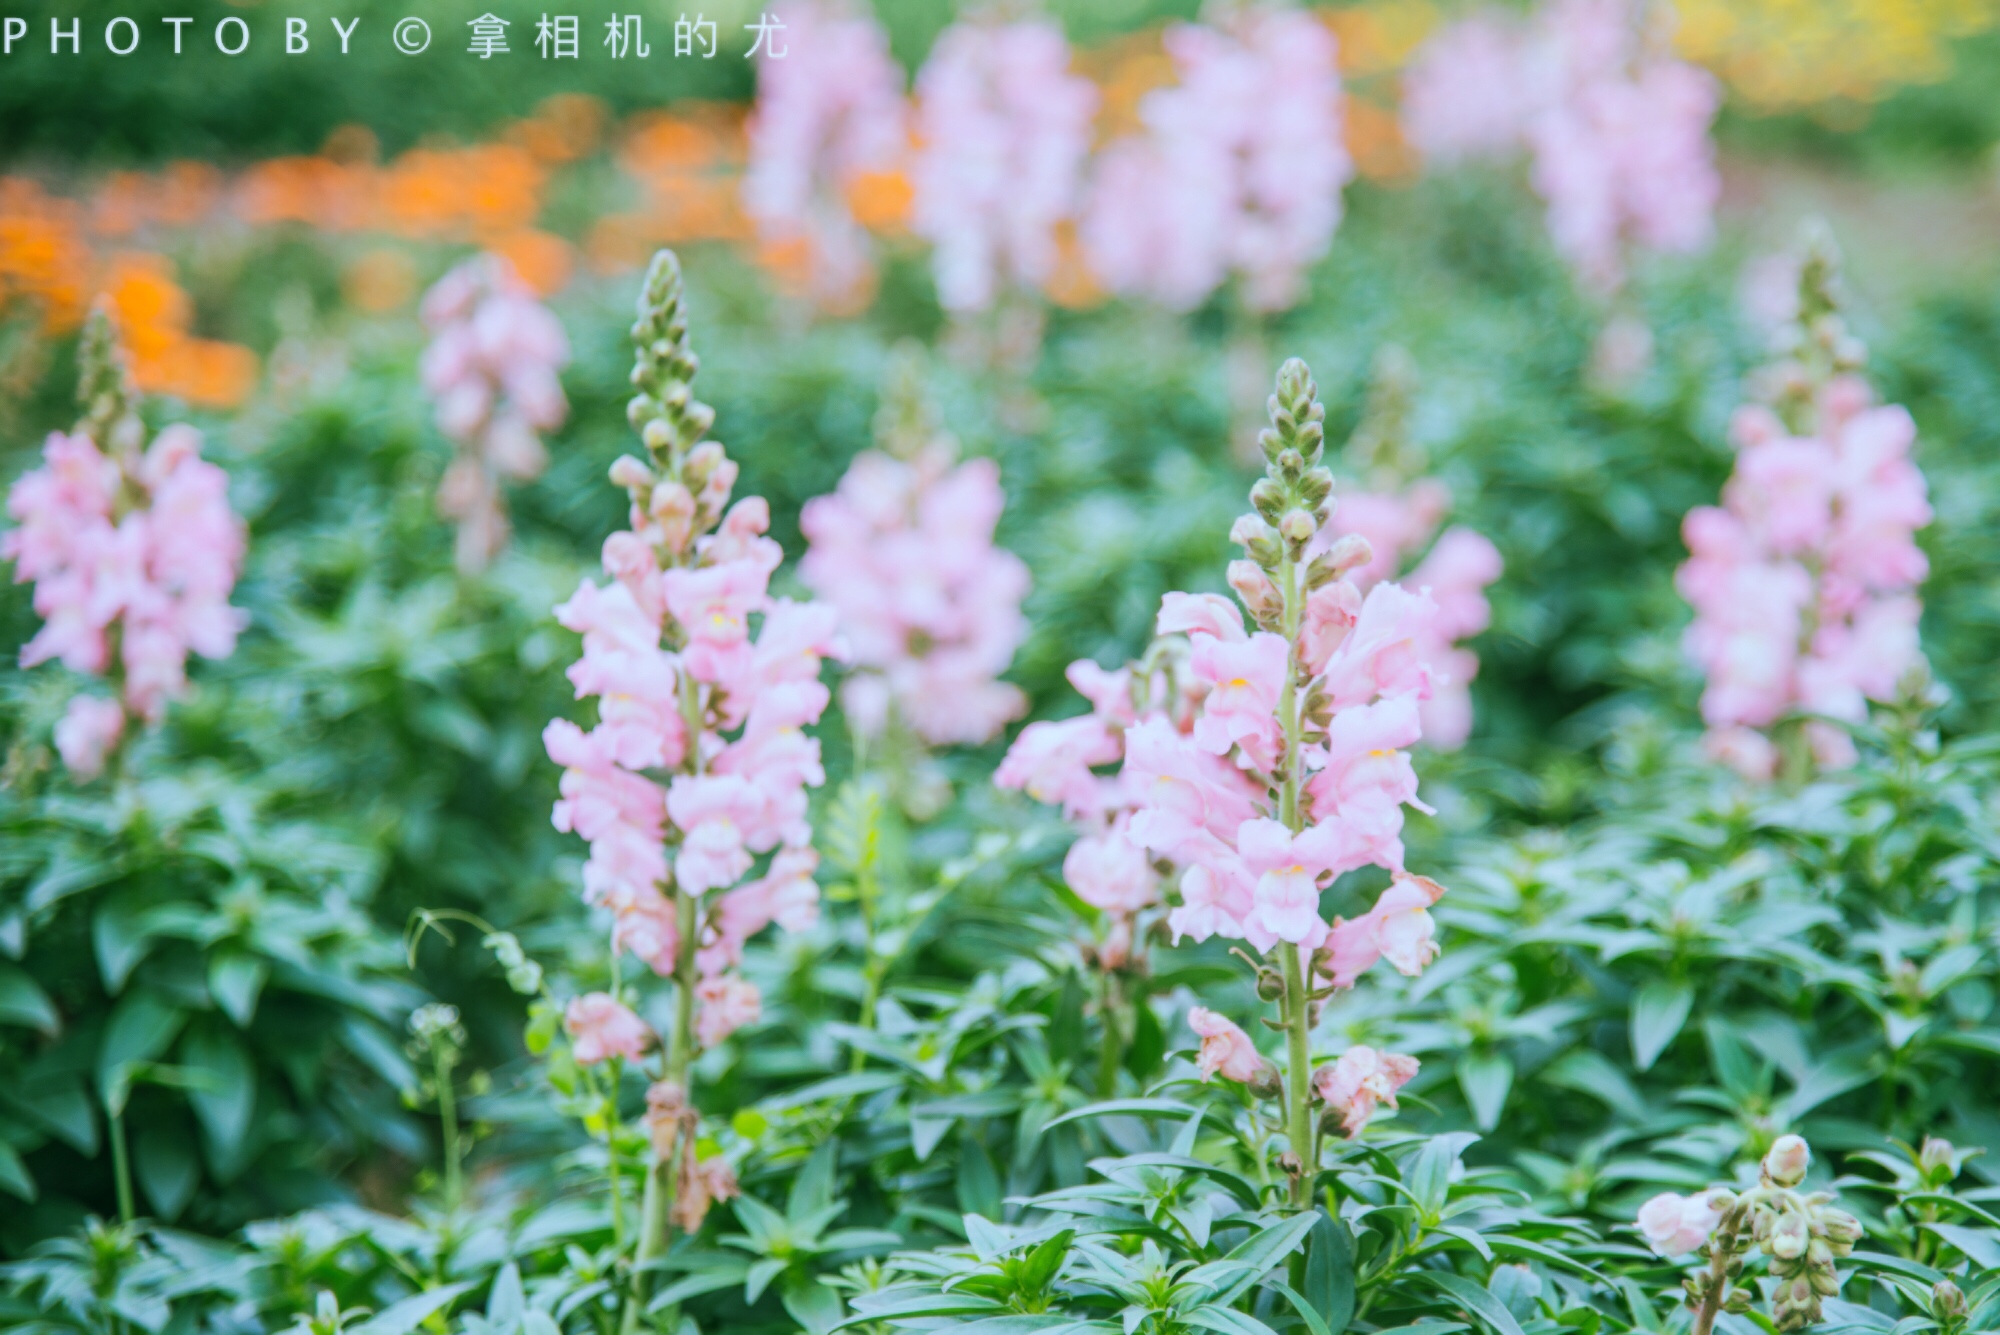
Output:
[
  {"xmin": 1097, "ymin": 969, "xmax": 1123, "ymax": 1097},
  {"xmin": 623, "ymin": 886, "xmax": 701, "ymax": 1335},
  {"xmin": 1280, "ymin": 943, "xmax": 1314, "ymax": 1207},
  {"xmin": 852, "ymin": 853, "xmax": 883, "ymax": 1072},
  {"xmin": 434, "ymin": 1050, "xmax": 462, "ymax": 1211},
  {"xmin": 1690, "ymin": 1239, "xmax": 1732, "ymax": 1335},
  {"xmin": 109, "ymin": 1105, "xmax": 135, "ymax": 1224},
  {"xmin": 606, "ymin": 1077, "xmax": 626, "ymax": 1253}
]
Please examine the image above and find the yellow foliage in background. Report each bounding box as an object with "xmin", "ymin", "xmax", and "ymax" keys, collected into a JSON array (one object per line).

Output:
[{"xmin": 1675, "ymin": 0, "xmax": 2000, "ymax": 106}]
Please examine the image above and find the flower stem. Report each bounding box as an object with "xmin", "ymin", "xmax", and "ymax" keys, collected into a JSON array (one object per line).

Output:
[
  {"xmin": 623, "ymin": 886, "xmax": 700, "ymax": 1335},
  {"xmin": 434, "ymin": 1049, "xmax": 462, "ymax": 1211},
  {"xmin": 1280, "ymin": 942, "xmax": 1314, "ymax": 1207},
  {"xmin": 109, "ymin": 1105, "xmax": 135, "ymax": 1224},
  {"xmin": 1691, "ymin": 1240, "xmax": 1731, "ymax": 1335},
  {"xmin": 1097, "ymin": 969, "xmax": 1124, "ymax": 1097}
]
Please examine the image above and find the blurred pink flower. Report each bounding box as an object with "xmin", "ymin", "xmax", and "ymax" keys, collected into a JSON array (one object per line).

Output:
[
  {"xmin": 1081, "ymin": 8, "xmax": 1349, "ymax": 312},
  {"xmin": 910, "ymin": 17, "xmax": 1096, "ymax": 312},
  {"xmin": 695, "ymin": 974, "xmax": 762, "ymax": 1049},
  {"xmin": 53, "ymin": 695, "xmax": 125, "ymax": 780},
  {"xmin": 801, "ymin": 444, "xmax": 1029, "ymax": 746},
  {"xmin": 1637, "ymin": 1190, "xmax": 1724, "ymax": 1258},
  {"xmin": 742, "ymin": 0, "xmax": 907, "ymax": 309},
  {"xmin": 1064, "ymin": 825, "xmax": 1158, "ymax": 914},
  {"xmin": 565, "ymin": 992, "xmax": 653, "ymax": 1065},
  {"xmin": 1321, "ymin": 874, "xmax": 1445, "ymax": 989},
  {"xmin": 420, "ymin": 255, "xmax": 568, "ymax": 573}
]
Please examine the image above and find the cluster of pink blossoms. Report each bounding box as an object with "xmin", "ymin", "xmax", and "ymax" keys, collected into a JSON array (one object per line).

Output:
[
  {"xmin": 802, "ymin": 353, "xmax": 1028, "ymax": 747},
  {"xmin": 741, "ymin": 0, "xmax": 907, "ymax": 311},
  {"xmin": 909, "ymin": 17, "xmax": 1097, "ymax": 315},
  {"xmin": 419, "ymin": 255, "xmax": 570, "ymax": 573},
  {"xmin": 547, "ymin": 253, "xmax": 844, "ymax": 1073},
  {"xmin": 1401, "ymin": 0, "xmax": 1719, "ymax": 293},
  {"xmin": 1677, "ymin": 242, "xmax": 1930, "ymax": 778},
  {"xmin": 1082, "ymin": 8, "xmax": 1350, "ymax": 312},
  {"xmin": 3, "ymin": 306, "xmax": 246, "ymax": 779},
  {"xmin": 1003, "ymin": 359, "xmax": 1443, "ymax": 1139}
]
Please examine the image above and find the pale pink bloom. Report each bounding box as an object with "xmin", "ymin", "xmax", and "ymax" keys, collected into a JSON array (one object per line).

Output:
[
  {"xmin": 1637, "ymin": 1190, "xmax": 1724, "ymax": 1257},
  {"xmin": 1188, "ymin": 1006, "xmax": 1265, "ymax": 1083},
  {"xmin": 1236, "ymin": 817, "xmax": 1355, "ymax": 951},
  {"xmin": 54, "ymin": 695, "xmax": 125, "ymax": 780},
  {"xmin": 662, "ymin": 559, "xmax": 771, "ymax": 651},
  {"xmin": 1066, "ymin": 660, "xmax": 1136, "ymax": 726},
  {"xmin": 742, "ymin": 0, "xmax": 907, "ymax": 309},
  {"xmin": 420, "ymin": 255, "xmax": 569, "ymax": 573},
  {"xmin": 800, "ymin": 448, "xmax": 1029, "ymax": 745},
  {"xmin": 1081, "ymin": 8, "xmax": 1350, "ymax": 312},
  {"xmin": 1303, "ymin": 694, "xmax": 1431, "ymax": 869},
  {"xmin": 1189, "ymin": 632, "xmax": 1289, "ymax": 765},
  {"xmin": 910, "ymin": 18, "xmax": 1096, "ymax": 312},
  {"xmin": 1300, "ymin": 579, "xmax": 1362, "ymax": 674},
  {"xmin": 1314, "ymin": 1046, "xmax": 1420, "ymax": 1135},
  {"xmin": 1167, "ymin": 860, "xmax": 1256, "ymax": 944},
  {"xmin": 564, "ymin": 992, "xmax": 652, "ymax": 1064},
  {"xmin": 1318, "ymin": 582, "xmax": 1437, "ymax": 711},
  {"xmin": 1123, "ymin": 718, "xmax": 1261, "ymax": 860},
  {"xmin": 1322, "ymin": 484, "xmax": 1450, "ymax": 589},
  {"xmin": 1063, "ymin": 826, "xmax": 1157, "ymax": 914},
  {"xmin": 667, "ymin": 774, "xmax": 763, "ymax": 894},
  {"xmin": 996, "ymin": 715, "xmax": 1122, "ymax": 819},
  {"xmin": 1321, "ymin": 874, "xmax": 1446, "ymax": 989},
  {"xmin": 1157, "ymin": 591, "xmax": 1247, "ymax": 643},
  {"xmin": 1401, "ymin": 16, "xmax": 1530, "ymax": 163},
  {"xmin": 1702, "ymin": 726, "xmax": 1779, "ymax": 781},
  {"xmin": 612, "ymin": 889, "xmax": 681, "ymax": 976},
  {"xmin": 695, "ymin": 974, "xmax": 762, "ymax": 1049}
]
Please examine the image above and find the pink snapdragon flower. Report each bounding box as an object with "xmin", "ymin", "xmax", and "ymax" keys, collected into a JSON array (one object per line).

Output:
[
  {"xmin": 1401, "ymin": 0, "xmax": 1720, "ymax": 294},
  {"xmin": 1188, "ymin": 1007, "xmax": 1265, "ymax": 1084},
  {"xmin": 910, "ymin": 17, "xmax": 1096, "ymax": 313},
  {"xmin": 420, "ymin": 254, "xmax": 569, "ymax": 573},
  {"xmin": 545, "ymin": 253, "xmax": 841, "ymax": 1079},
  {"xmin": 1678, "ymin": 242, "xmax": 1931, "ymax": 776},
  {"xmin": 742, "ymin": 0, "xmax": 907, "ymax": 310},
  {"xmin": 565, "ymin": 992, "xmax": 653, "ymax": 1065},
  {"xmin": 1322, "ymin": 874, "xmax": 1446, "ymax": 988},
  {"xmin": 1081, "ymin": 8, "xmax": 1350, "ymax": 312},
  {"xmin": 1313, "ymin": 1046, "xmax": 1420, "ymax": 1135},
  {"xmin": 800, "ymin": 411, "xmax": 1029, "ymax": 747},
  {"xmin": 4, "ymin": 314, "xmax": 248, "ymax": 777},
  {"xmin": 694, "ymin": 974, "xmax": 762, "ymax": 1049},
  {"xmin": 1637, "ymin": 1190, "xmax": 1725, "ymax": 1258}
]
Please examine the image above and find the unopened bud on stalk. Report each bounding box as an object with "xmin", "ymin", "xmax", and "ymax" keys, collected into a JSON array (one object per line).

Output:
[
  {"xmin": 1933, "ymin": 1281, "xmax": 1967, "ymax": 1321},
  {"xmin": 1278, "ymin": 509, "xmax": 1317, "ymax": 545},
  {"xmin": 1763, "ymin": 1134, "xmax": 1811, "ymax": 1187},
  {"xmin": 609, "ymin": 455, "xmax": 654, "ymax": 490},
  {"xmin": 1255, "ymin": 967, "xmax": 1285, "ymax": 1001},
  {"xmin": 1246, "ymin": 1065, "xmax": 1284, "ymax": 1101},
  {"xmin": 1321, "ymin": 533, "xmax": 1373, "ymax": 576},
  {"xmin": 1920, "ymin": 1136, "xmax": 1956, "ymax": 1178}
]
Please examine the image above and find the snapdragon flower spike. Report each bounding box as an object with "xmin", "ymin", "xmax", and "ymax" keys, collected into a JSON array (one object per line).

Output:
[
  {"xmin": 1081, "ymin": 7, "xmax": 1351, "ymax": 313},
  {"xmin": 1311, "ymin": 347, "xmax": 1502, "ymax": 749},
  {"xmin": 801, "ymin": 346, "xmax": 1030, "ymax": 748},
  {"xmin": 741, "ymin": 0, "xmax": 907, "ymax": 312},
  {"xmin": 1120, "ymin": 358, "xmax": 1449, "ymax": 971},
  {"xmin": 909, "ymin": 16, "xmax": 1097, "ymax": 314},
  {"xmin": 1402, "ymin": 0, "xmax": 1720, "ymax": 294},
  {"xmin": 544, "ymin": 250, "xmax": 844, "ymax": 1061},
  {"xmin": 2, "ymin": 302, "xmax": 247, "ymax": 779},
  {"xmin": 1676, "ymin": 232, "xmax": 1931, "ymax": 778},
  {"xmin": 419, "ymin": 254, "xmax": 570, "ymax": 574}
]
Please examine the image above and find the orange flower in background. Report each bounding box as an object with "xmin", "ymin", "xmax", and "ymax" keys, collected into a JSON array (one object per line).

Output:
[
  {"xmin": 103, "ymin": 252, "xmax": 258, "ymax": 409},
  {"xmin": 489, "ymin": 228, "xmax": 575, "ymax": 294},
  {"xmin": 846, "ymin": 170, "xmax": 912, "ymax": 232},
  {"xmin": 0, "ymin": 178, "xmax": 92, "ymax": 332},
  {"xmin": 1675, "ymin": 0, "xmax": 2000, "ymax": 107},
  {"xmin": 510, "ymin": 93, "xmax": 610, "ymax": 164},
  {"xmin": 345, "ymin": 247, "xmax": 420, "ymax": 313},
  {"xmin": 1344, "ymin": 96, "xmax": 1418, "ymax": 182},
  {"xmin": 1323, "ymin": 0, "xmax": 1439, "ymax": 78}
]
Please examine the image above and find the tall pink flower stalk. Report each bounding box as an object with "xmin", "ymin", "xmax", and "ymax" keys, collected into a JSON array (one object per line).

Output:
[
  {"xmin": 1006, "ymin": 359, "xmax": 1445, "ymax": 1186},
  {"xmin": 909, "ymin": 16, "xmax": 1097, "ymax": 315},
  {"xmin": 1312, "ymin": 348, "xmax": 1502, "ymax": 749},
  {"xmin": 543, "ymin": 252, "xmax": 842, "ymax": 1286},
  {"xmin": 801, "ymin": 346, "xmax": 1029, "ymax": 758},
  {"xmin": 3, "ymin": 303, "xmax": 246, "ymax": 780},
  {"xmin": 1081, "ymin": 8, "xmax": 1350, "ymax": 313},
  {"xmin": 1401, "ymin": 0, "xmax": 1719, "ymax": 294},
  {"xmin": 420, "ymin": 254, "xmax": 569, "ymax": 574},
  {"xmin": 1677, "ymin": 234, "xmax": 1931, "ymax": 779},
  {"xmin": 742, "ymin": 0, "xmax": 907, "ymax": 311}
]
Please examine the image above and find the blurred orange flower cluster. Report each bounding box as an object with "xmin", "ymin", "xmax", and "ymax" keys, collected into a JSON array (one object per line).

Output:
[
  {"xmin": 101, "ymin": 254, "xmax": 259, "ymax": 410},
  {"xmin": 591, "ymin": 103, "xmax": 754, "ymax": 272},
  {"xmin": 1675, "ymin": 0, "xmax": 1999, "ymax": 107}
]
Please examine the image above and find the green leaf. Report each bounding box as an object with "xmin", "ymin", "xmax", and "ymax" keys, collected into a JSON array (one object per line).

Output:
[
  {"xmin": 1922, "ymin": 1224, "xmax": 2000, "ymax": 1270},
  {"xmin": 1183, "ymin": 1305, "xmax": 1282, "ymax": 1335},
  {"xmin": 207, "ymin": 950, "xmax": 268, "ymax": 1027},
  {"xmin": 832, "ymin": 1294, "xmax": 1003, "ymax": 1329},
  {"xmin": 0, "ymin": 964, "xmax": 58, "ymax": 1035},
  {"xmin": 98, "ymin": 989, "xmax": 187, "ymax": 1113},
  {"xmin": 0, "ymin": 1140, "xmax": 36, "ymax": 1202},
  {"xmin": 789, "ymin": 1137, "xmax": 839, "ymax": 1218},
  {"xmin": 93, "ymin": 900, "xmax": 157, "ymax": 994},
  {"xmin": 651, "ymin": 1263, "xmax": 751, "ymax": 1310},
  {"xmin": 1125, "ymin": 998, "xmax": 1165, "ymax": 1078},
  {"xmin": 780, "ymin": 1277, "xmax": 845, "ymax": 1335},
  {"xmin": 1630, "ymin": 981, "xmax": 1693, "ymax": 1072},
  {"xmin": 180, "ymin": 1022, "xmax": 256, "ymax": 1152},
  {"xmin": 1045, "ymin": 1097, "xmax": 1200, "ymax": 1128},
  {"xmin": 351, "ymin": 1283, "xmax": 474, "ymax": 1335},
  {"xmin": 487, "ymin": 1263, "xmax": 524, "ymax": 1327},
  {"xmin": 957, "ymin": 1136, "xmax": 1002, "ymax": 1221},
  {"xmin": 1410, "ymin": 1270, "xmax": 1529, "ymax": 1335},
  {"xmin": 1539, "ymin": 1050, "xmax": 1645, "ymax": 1121},
  {"xmin": 135, "ymin": 1120, "xmax": 199, "ymax": 1221},
  {"xmin": 744, "ymin": 1257, "xmax": 787, "ymax": 1306},
  {"xmin": 1303, "ymin": 1210, "xmax": 1355, "ymax": 1335},
  {"xmin": 1204, "ymin": 1211, "xmax": 1320, "ymax": 1306},
  {"xmin": 1458, "ymin": 1052, "xmax": 1514, "ymax": 1131},
  {"xmin": 1406, "ymin": 1137, "xmax": 1458, "ymax": 1219},
  {"xmin": 1271, "ymin": 1281, "xmax": 1335, "ymax": 1335}
]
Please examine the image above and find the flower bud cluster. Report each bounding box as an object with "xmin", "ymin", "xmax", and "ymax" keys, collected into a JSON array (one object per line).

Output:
[{"xmin": 2, "ymin": 303, "xmax": 247, "ymax": 779}]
